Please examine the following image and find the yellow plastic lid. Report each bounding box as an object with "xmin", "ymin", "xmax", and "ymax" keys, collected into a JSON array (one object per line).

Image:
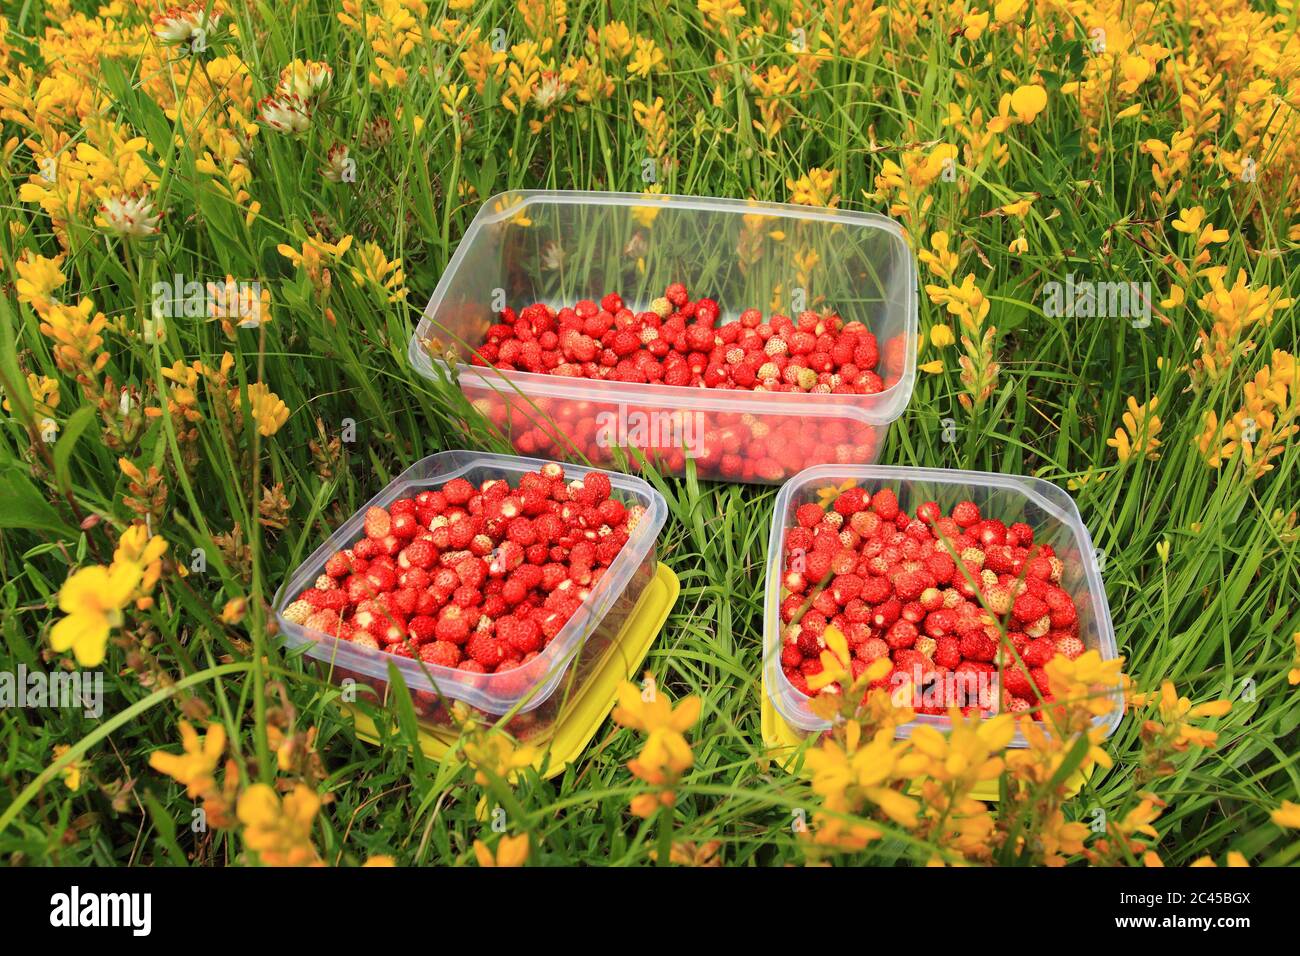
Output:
[{"xmin": 347, "ymin": 562, "xmax": 680, "ymax": 779}]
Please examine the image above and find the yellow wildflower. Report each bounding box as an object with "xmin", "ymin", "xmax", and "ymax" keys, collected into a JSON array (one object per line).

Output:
[
  {"xmin": 237, "ymin": 783, "xmax": 322, "ymax": 866},
  {"xmin": 1272, "ymin": 801, "xmax": 1300, "ymax": 829},
  {"xmin": 149, "ymin": 722, "xmax": 226, "ymax": 799},
  {"xmin": 49, "ymin": 561, "xmax": 142, "ymax": 667},
  {"xmin": 1107, "ymin": 395, "xmax": 1162, "ymax": 462},
  {"xmin": 53, "ymin": 744, "xmax": 82, "ymax": 791},
  {"xmin": 787, "ymin": 167, "xmax": 839, "ymax": 207},
  {"xmin": 473, "ymin": 833, "xmax": 530, "ymax": 867}
]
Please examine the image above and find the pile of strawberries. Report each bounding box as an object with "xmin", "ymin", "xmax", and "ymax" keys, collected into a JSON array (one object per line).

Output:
[
  {"xmin": 282, "ymin": 465, "xmax": 644, "ymax": 675},
  {"xmin": 473, "ymin": 282, "xmax": 886, "ymax": 395},
  {"xmin": 779, "ymin": 488, "xmax": 1084, "ymax": 717}
]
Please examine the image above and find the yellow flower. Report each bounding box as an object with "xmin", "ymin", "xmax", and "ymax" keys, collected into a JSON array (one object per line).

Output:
[
  {"xmin": 1106, "ymin": 395, "xmax": 1162, "ymax": 462},
  {"xmin": 919, "ymin": 359, "xmax": 945, "ymax": 374},
  {"xmin": 350, "ymin": 241, "xmax": 407, "ymax": 303},
  {"xmin": 917, "ymin": 231, "xmax": 958, "ymax": 281},
  {"xmin": 49, "ymin": 562, "xmax": 142, "ymax": 667},
  {"xmin": 627, "ymin": 37, "xmax": 663, "ymax": 78},
  {"xmin": 1118, "ymin": 56, "xmax": 1151, "ymax": 94},
  {"xmin": 461, "ymin": 727, "xmax": 538, "ymax": 786},
  {"xmin": 230, "ymin": 383, "xmax": 290, "ymax": 437},
  {"xmin": 473, "ymin": 833, "xmax": 530, "ymax": 867},
  {"xmin": 787, "ymin": 167, "xmax": 839, "ymax": 207},
  {"xmin": 363, "ymin": 855, "xmax": 396, "ymax": 866},
  {"xmin": 962, "ymin": 11, "xmax": 989, "ymax": 40},
  {"xmin": 53, "ymin": 744, "xmax": 82, "ymax": 791},
  {"xmin": 1008, "ymin": 234, "xmax": 1028, "ymax": 253},
  {"xmin": 114, "ymin": 523, "xmax": 168, "ymax": 595},
  {"xmin": 1000, "ymin": 197, "xmax": 1033, "ymax": 217},
  {"xmin": 612, "ymin": 679, "xmax": 701, "ymax": 782},
  {"xmin": 1009, "ymin": 84, "xmax": 1047, "ymax": 124},
  {"xmin": 1289, "ymin": 632, "xmax": 1300, "ymax": 685},
  {"xmin": 1272, "ymin": 801, "xmax": 1300, "ymax": 828},
  {"xmin": 278, "ymin": 233, "xmax": 354, "ymax": 285},
  {"xmin": 15, "ymin": 253, "xmax": 66, "ymax": 314},
  {"xmin": 149, "ymin": 721, "xmax": 226, "ymax": 799},
  {"xmin": 697, "ymin": 0, "xmax": 745, "ymax": 30},
  {"xmin": 993, "ymin": 0, "xmax": 1026, "ymax": 22},
  {"xmin": 2, "ymin": 372, "xmax": 60, "ymax": 418},
  {"xmin": 237, "ymin": 782, "xmax": 322, "ymax": 866}
]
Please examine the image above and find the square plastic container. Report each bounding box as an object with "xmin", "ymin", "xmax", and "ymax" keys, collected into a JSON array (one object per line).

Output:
[
  {"xmin": 764, "ymin": 464, "xmax": 1121, "ymax": 747},
  {"xmin": 410, "ymin": 191, "xmax": 917, "ymax": 483},
  {"xmin": 274, "ymin": 450, "xmax": 667, "ymax": 741}
]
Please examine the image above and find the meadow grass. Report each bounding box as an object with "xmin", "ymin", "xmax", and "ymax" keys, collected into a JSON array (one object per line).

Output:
[{"xmin": 0, "ymin": 0, "xmax": 1297, "ymax": 866}]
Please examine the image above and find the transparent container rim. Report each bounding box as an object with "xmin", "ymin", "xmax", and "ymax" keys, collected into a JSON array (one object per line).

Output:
[
  {"xmin": 409, "ymin": 189, "xmax": 919, "ymax": 427},
  {"xmin": 273, "ymin": 450, "xmax": 667, "ymax": 716},
  {"xmin": 763, "ymin": 463, "xmax": 1122, "ymax": 746}
]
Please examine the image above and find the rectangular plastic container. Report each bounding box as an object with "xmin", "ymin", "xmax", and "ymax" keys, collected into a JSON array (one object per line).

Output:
[
  {"xmin": 764, "ymin": 464, "xmax": 1121, "ymax": 746},
  {"xmin": 274, "ymin": 450, "xmax": 667, "ymax": 741},
  {"xmin": 410, "ymin": 191, "xmax": 917, "ymax": 483}
]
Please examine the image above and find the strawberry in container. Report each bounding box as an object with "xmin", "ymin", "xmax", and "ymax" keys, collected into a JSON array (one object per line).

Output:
[
  {"xmin": 764, "ymin": 465, "xmax": 1122, "ymax": 748},
  {"xmin": 275, "ymin": 451, "xmax": 667, "ymax": 743},
  {"xmin": 410, "ymin": 191, "xmax": 917, "ymax": 483}
]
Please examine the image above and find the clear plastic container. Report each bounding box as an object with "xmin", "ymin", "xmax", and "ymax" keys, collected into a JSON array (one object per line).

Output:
[
  {"xmin": 764, "ymin": 464, "xmax": 1122, "ymax": 746},
  {"xmin": 274, "ymin": 450, "xmax": 667, "ymax": 740},
  {"xmin": 410, "ymin": 191, "xmax": 917, "ymax": 483}
]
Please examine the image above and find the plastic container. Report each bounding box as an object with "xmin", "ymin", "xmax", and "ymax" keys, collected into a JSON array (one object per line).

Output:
[
  {"xmin": 763, "ymin": 464, "xmax": 1121, "ymax": 747},
  {"xmin": 274, "ymin": 450, "xmax": 667, "ymax": 740},
  {"xmin": 410, "ymin": 191, "xmax": 917, "ymax": 483}
]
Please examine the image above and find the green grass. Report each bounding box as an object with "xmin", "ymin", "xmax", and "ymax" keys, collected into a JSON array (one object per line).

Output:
[{"xmin": 1, "ymin": 0, "xmax": 1298, "ymax": 866}]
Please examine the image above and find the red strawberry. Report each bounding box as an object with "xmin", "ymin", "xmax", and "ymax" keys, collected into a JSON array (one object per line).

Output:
[
  {"xmin": 443, "ymin": 478, "xmax": 474, "ymax": 505},
  {"xmin": 959, "ymin": 628, "xmax": 997, "ymax": 662},
  {"xmin": 465, "ymin": 634, "xmax": 504, "ymax": 665},
  {"xmin": 951, "ymin": 500, "xmax": 981, "ymax": 527},
  {"xmin": 871, "ymin": 488, "xmax": 900, "ymax": 520},
  {"xmin": 498, "ymin": 616, "xmax": 542, "ymax": 654},
  {"xmin": 401, "ymin": 539, "xmax": 436, "ymax": 570},
  {"xmin": 407, "ymin": 615, "xmax": 438, "ymax": 643},
  {"xmin": 580, "ymin": 472, "xmax": 612, "ymax": 503},
  {"xmin": 1023, "ymin": 637, "xmax": 1057, "ymax": 667},
  {"xmin": 796, "ymin": 503, "xmax": 824, "ymax": 528},
  {"xmin": 419, "ymin": 641, "xmax": 461, "ymax": 666},
  {"xmin": 1012, "ymin": 593, "xmax": 1049, "ymax": 623}
]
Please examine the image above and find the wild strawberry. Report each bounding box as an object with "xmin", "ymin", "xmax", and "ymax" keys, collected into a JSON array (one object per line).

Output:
[
  {"xmin": 443, "ymin": 478, "xmax": 474, "ymax": 505},
  {"xmin": 1055, "ymin": 634, "xmax": 1086, "ymax": 659},
  {"xmin": 959, "ymin": 628, "xmax": 997, "ymax": 662},
  {"xmin": 419, "ymin": 641, "xmax": 461, "ymax": 666},
  {"xmin": 1022, "ymin": 636, "xmax": 1057, "ymax": 667},
  {"xmin": 1012, "ymin": 593, "xmax": 1049, "ymax": 623},
  {"xmin": 465, "ymin": 633, "xmax": 506, "ymax": 667},
  {"xmin": 351, "ymin": 631, "xmax": 380, "ymax": 650},
  {"xmin": 885, "ymin": 620, "xmax": 918, "ymax": 649},
  {"xmin": 363, "ymin": 506, "xmax": 391, "ymax": 540},
  {"xmin": 951, "ymin": 500, "xmax": 981, "ymax": 527},
  {"xmin": 498, "ymin": 616, "xmax": 542, "ymax": 654},
  {"xmin": 582, "ymin": 472, "xmax": 612, "ymax": 504},
  {"xmin": 871, "ymin": 488, "xmax": 899, "ymax": 520},
  {"xmin": 434, "ymin": 614, "xmax": 470, "ymax": 644},
  {"xmin": 407, "ymin": 615, "xmax": 438, "ymax": 643},
  {"xmin": 891, "ymin": 568, "xmax": 930, "ymax": 602},
  {"xmin": 281, "ymin": 599, "xmax": 313, "ymax": 625},
  {"xmin": 805, "ymin": 550, "xmax": 832, "ymax": 583},
  {"xmin": 934, "ymin": 635, "xmax": 961, "ymax": 668},
  {"xmin": 400, "ymin": 539, "xmax": 436, "ymax": 570},
  {"xmin": 1001, "ymin": 664, "xmax": 1036, "ymax": 699}
]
